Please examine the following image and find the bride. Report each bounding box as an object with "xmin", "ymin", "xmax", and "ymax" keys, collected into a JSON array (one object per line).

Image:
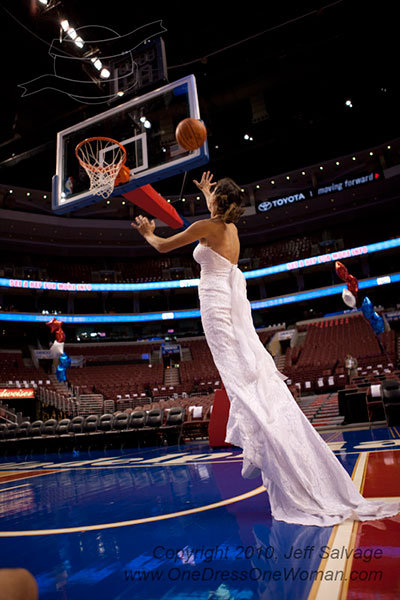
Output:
[{"xmin": 131, "ymin": 171, "xmax": 400, "ymax": 527}]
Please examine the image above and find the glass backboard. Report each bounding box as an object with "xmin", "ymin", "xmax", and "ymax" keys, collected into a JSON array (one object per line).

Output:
[{"xmin": 52, "ymin": 74, "xmax": 209, "ymax": 213}]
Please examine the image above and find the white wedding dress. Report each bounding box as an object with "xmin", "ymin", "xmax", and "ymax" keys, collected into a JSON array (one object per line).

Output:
[{"xmin": 193, "ymin": 242, "xmax": 400, "ymax": 527}]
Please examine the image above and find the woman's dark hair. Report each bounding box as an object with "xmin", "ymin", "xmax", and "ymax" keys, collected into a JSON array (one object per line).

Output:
[{"xmin": 212, "ymin": 177, "xmax": 245, "ymax": 224}]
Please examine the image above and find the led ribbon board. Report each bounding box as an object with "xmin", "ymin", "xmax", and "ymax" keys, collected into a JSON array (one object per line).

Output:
[{"xmin": 1, "ymin": 273, "xmax": 399, "ymax": 323}]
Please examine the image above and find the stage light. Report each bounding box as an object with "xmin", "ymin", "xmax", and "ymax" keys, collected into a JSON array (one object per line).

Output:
[
  {"xmin": 345, "ymin": 99, "xmax": 353, "ymax": 108},
  {"xmin": 244, "ymin": 134, "xmax": 249, "ymax": 140},
  {"xmin": 319, "ymin": 166, "xmax": 323, "ymax": 170},
  {"xmin": 256, "ymin": 185, "xmax": 260, "ymax": 189},
  {"xmin": 100, "ymin": 68, "xmax": 110, "ymax": 79},
  {"xmin": 91, "ymin": 58, "xmax": 102, "ymax": 71},
  {"xmin": 43, "ymin": 195, "xmax": 47, "ymax": 199},
  {"xmin": 143, "ymin": 120, "xmax": 151, "ymax": 129},
  {"xmin": 117, "ymin": 91, "xmax": 124, "ymax": 97},
  {"xmin": 60, "ymin": 19, "xmax": 69, "ymax": 31},
  {"xmin": 74, "ymin": 37, "xmax": 84, "ymax": 48},
  {"xmin": 286, "ymin": 176, "xmax": 290, "ymax": 180},
  {"xmin": 26, "ymin": 192, "xmax": 31, "ymax": 197},
  {"xmin": 67, "ymin": 28, "xmax": 77, "ymax": 40},
  {"xmin": 387, "ymin": 145, "xmax": 391, "ymax": 149},
  {"xmin": 301, "ymin": 171, "xmax": 306, "ymax": 175},
  {"xmin": 38, "ymin": 0, "xmax": 48, "ymax": 5},
  {"xmin": 336, "ymin": 161, "xmax": 340, "ymax": 166},
  {"xmin": 140, "ymin": 116, "xmax": 146, "ymax": 123},
  {"xmin": 271, "ymin": 180, "xmax": 275, "ymax": 185},
  {"xmin": 9, "ymin": 189, "xmax": 13, "ymax": 194},
  {"xmin": 352, "ymin": 156, "xmax": 356, "ymax": 161}
]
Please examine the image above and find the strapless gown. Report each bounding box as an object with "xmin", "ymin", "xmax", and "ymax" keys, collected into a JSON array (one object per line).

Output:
[{"xmin": 193, "ymin": 241, "xmax": 400, "ymax": 526}]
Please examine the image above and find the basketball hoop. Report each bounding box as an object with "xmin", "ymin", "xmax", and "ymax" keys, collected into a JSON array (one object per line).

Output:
[{"xmin": 75, "ymin": 136, "xmax": 128, "ymax": 199}]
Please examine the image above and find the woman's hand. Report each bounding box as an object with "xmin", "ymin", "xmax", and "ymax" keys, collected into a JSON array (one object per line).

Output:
[
  {"xmin": 193, "ymin": 171, "xmax": 217, "ymax": 198},
  {"xmin": 131, "ymin": 215, "xmax": 155, "ymax": 238}
]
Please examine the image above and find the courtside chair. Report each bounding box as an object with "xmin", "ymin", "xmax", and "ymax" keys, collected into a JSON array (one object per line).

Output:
[{"xmin": 41, "ymin": 419, "xmax": 58, "ymax": 453}]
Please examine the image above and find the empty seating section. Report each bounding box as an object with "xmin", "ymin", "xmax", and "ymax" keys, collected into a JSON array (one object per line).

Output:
[
  {"xmin": 0, "ymin": 235, "xmax": 317, "ymax": 284},
  {"xmin": 0, "ymin": 351, "xmax": 49, "ymax": 385},
  {"xmin": 66, "ymin": 363, "xmax": 164, "ymax": 400},
  {"xmin": 253, "ymin": 236, "xmax": 312, "ymax": 268},
  {"xmin": 284, "ymin": 315, "xmax": 397, "ymax": 392},
  {"xmin": 64, "ymin": 343, "xmax": 159, "ymax": 365},
  {"xmin": 1, "ymin": 315, "xmax": 399, "ymax": 453}
]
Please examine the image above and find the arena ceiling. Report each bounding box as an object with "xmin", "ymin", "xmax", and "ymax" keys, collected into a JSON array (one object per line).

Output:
[{"xmin": 0, "ymin": 0, "xmax": 398, "ymax": 198}]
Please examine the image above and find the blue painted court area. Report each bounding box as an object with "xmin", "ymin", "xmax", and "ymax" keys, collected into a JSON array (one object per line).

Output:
[{"xmin": 0, "ymin": 428, "xmax": 399, "ymax": 600}]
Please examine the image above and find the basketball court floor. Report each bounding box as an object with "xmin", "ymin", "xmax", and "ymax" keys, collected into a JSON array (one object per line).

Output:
[{"xmin": 0, "ymin": 427, "xmax": 399, "ymax": 599}]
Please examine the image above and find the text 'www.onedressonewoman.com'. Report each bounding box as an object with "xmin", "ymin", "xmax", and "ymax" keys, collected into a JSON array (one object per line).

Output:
[{"xmin": 123, "ymin": 567, "xmax": 383, "ymax": 583}]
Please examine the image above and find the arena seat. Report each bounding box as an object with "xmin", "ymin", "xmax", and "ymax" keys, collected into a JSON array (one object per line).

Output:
[
  {"xmin": 29, "ymin": 421, "xmax": 43, "ymax": 438},
  {"xmin": 130, "ymin": 411, "xmax": 147, "ymax": 428},
  {"xmin": 16, "ymin": 421, "xmax": 31, "ymax": 438}
]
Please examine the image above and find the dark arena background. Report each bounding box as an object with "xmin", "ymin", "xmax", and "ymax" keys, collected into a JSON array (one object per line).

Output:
[{"xmin": 0, "ymin": 2, "xmax": 400, "ymax": 599}]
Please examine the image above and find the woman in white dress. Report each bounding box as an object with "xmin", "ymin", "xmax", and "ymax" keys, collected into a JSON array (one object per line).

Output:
[{"xmin": 131, "ymin": 171, "xmax": 400, "ymax": 527}]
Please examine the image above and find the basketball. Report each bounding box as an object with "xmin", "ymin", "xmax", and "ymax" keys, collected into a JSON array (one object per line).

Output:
[{"xmin": 175, "ymin": 118, "xmax": 207, "ymax": 151}]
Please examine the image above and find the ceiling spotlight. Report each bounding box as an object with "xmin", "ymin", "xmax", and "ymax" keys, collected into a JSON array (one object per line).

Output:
[
  {"xmin": 100, "ymin": 68, "xmax": 111, "ymax": 79},
  {"xmin": 91, "ymin": 58, "xmax": 102, "ymax": 71},
  {"xmin": 67, "ymin": 28, "xmax": 77, "ymax": 40},
  {"xmin": 61, "ymin": 19, "xmax": 69, "ymax": 31},
  {"xmin": 345, "ymin": 99, "xmax": 353, "ymax": 108}
]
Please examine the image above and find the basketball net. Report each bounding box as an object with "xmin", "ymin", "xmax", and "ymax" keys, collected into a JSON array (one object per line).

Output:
[{"xmin": 75, "ymin": 136, "xmax": 128, "ymax": 200}]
